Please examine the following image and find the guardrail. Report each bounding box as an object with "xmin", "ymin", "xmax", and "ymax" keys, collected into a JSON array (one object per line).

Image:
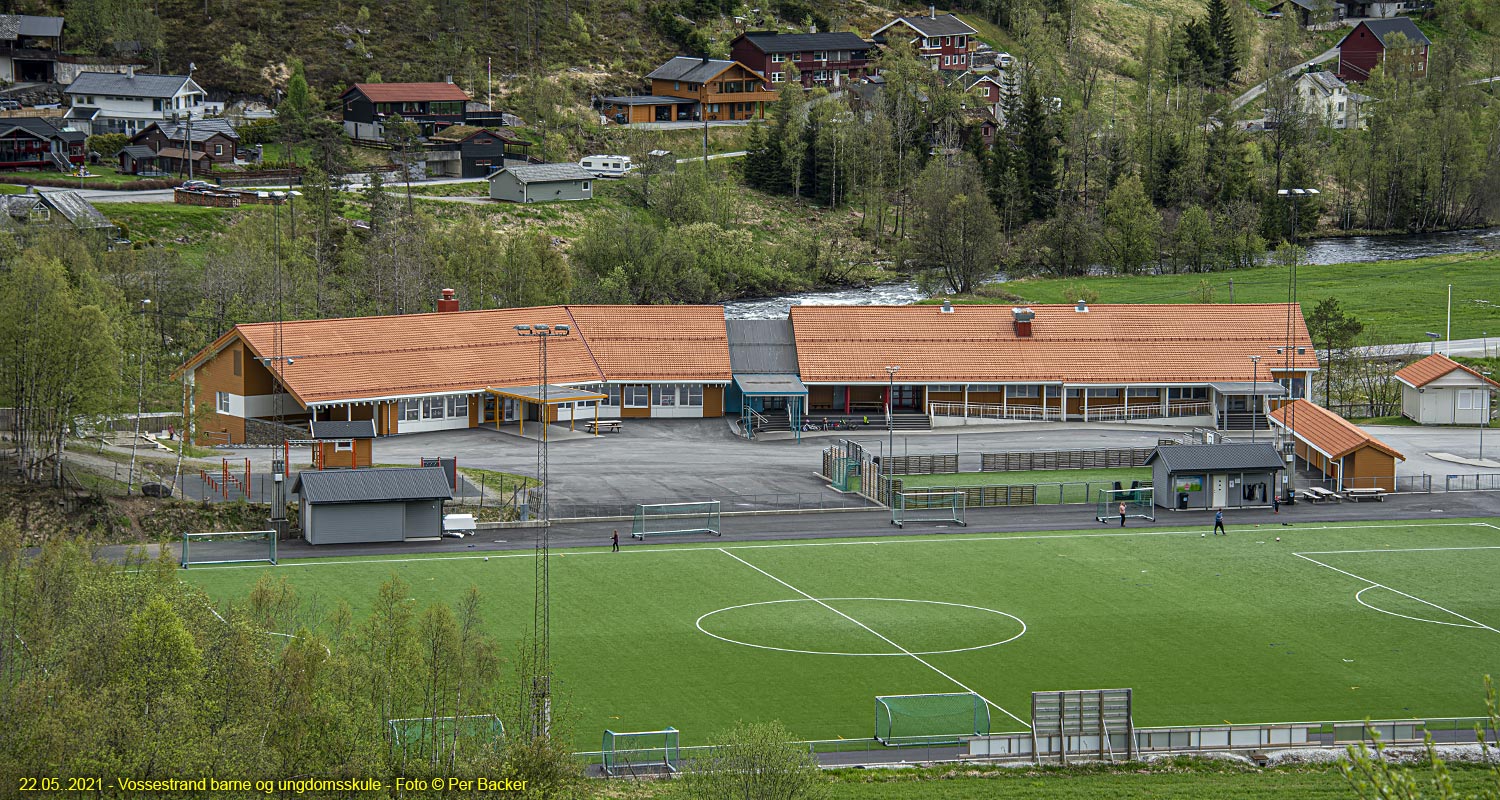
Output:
[
  {"xmin": 1444, "ymin": 473, "xmax": 1500, "ymax": 492},
  {"xmin": 1084, "ymin": 402, "xmax": 1214, "ymax": 422},
  {"xmin": 928, "ymin": 402, "xmax": 1062, "ymax": 422}
]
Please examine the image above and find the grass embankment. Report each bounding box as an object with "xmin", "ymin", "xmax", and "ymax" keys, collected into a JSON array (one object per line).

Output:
[{"xmin": 954, "ymin": 251, "xmax": 1500, "ymax": 345}]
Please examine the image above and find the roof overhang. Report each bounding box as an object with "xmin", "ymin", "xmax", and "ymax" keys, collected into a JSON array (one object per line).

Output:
[
  {"xmin": 734, "ymin": 373, "xmax": 808, "ymax": 396},
  {"xmin": 1208, "ymin": 382, "xmax": 1290, "ymax": 395},
  {"xmin": 486, "ymin": 384, "xmax": 607, "ymax": 405}
]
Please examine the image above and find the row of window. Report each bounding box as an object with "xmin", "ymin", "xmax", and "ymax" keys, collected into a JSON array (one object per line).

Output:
[
  {"xmin": 1456, "ymin": 389, "xmax": 1490, "ymax": 410},
  {"xmin": 402, "ymin": 395, "xmax": 469, "ymax": 421},
  {"xmin": 584, "ymin": 384, "xmax": 704, "ymax": 408},
  {"xmin": 922, "ymin": 36, "xmax": 967, "ymax": 49},
  {"xmin": 768, "ymin": 50, "xmax": 859, "ymax": 63},
  {"xmin": 940, "ymin": 54, "xmax": 970, "ymax": 67},
  {"xmin": 894, "ymin": 385, "xmax": 1213, "ymax": 399}
]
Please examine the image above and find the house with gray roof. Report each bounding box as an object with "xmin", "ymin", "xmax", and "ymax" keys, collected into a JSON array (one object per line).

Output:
[
  {"xmin": 873, "ymin": 9, "xmax": 979, "ymax": 72},
  {"xmin": 0, "ymin": 14, "xmax": 63, "ymax": 82},
  {"xmin": 488, "ymin": 162, "xmax": 594, "ymax": 203},
  {"xmin": 731, "ymin": 30, "xmax": 873, "ymax": 88},
  {"xmin": 1336, "ymin": 17, "xmax": 1429, "ymax": 82},
  {"xmin": 64, "ymin": 67, "xmax": 210, "ymax": 135},
  {"xmin": 1146, "ymin": 443, "xmax": 1285, "ymax": 510},
  {"xmin": 602, "ymin": 55, "xmax": 777, "ymax": 124},
  {"xmin": 292, "ymin": 466, "xmax": 453, "ymax": 545},
  {"xmin": 127, "ymin": 117, "xmax": 240, "ymax": 174},
  {"xmin": 0, "ymin": 188, "xmax": 116, "ymax": 234},
  {"xmin": 1291, "ymin": 70, "xmax": 1368, "ymax": 129}
]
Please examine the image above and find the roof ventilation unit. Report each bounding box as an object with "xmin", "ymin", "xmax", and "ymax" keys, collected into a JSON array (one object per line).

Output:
[
  {"xmin": 941, "ymin": 300, "xmax": 954, "ymax": 314},
  {"xmin": 1075, "ymin": 300, "xmax": 1089, "ymax": 313}
]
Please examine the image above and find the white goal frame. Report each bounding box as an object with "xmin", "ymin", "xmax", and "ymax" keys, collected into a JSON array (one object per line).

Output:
[
  {"xmin": 891, "ymin": 491, "xmax": 967, "ymax": 528},
  {"xmin": 632, "ymin": 501, "xmax": 721, "ymax": 539},
  {"xmin": 180, "ymin": 530, "xmax": 277, "ymax": 568},
  {"xmin": 874, "ymin": 692, "xmax": 991, "ymax": 745},
  {"xmin": 1095, "ymin": 487, "xmax": 1155, "ymax": 523},
  {"xmin": 601, "ymin": 727, "xmax": 681, "ymax": 776}
]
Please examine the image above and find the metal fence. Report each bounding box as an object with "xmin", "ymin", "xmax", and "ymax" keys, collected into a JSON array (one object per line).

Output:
[
  {"xmin": 888, "ymin": 479, "xmax": 1145, "ymax": 507},
  {"xmin": 980, "ymin": 447, "xmax": 1155, "ymax": 472},
  {"xmin": 1296, "ymin": 474, "xmax": 1433, "ymax": 494},
  {"xmin": 550, "ymin": 492, "xmax": 875, "ymax": 521},
  {"xmin": 884, "ymin": 454, "xmax": 959, "ymax": 475},
  {"xmin": 1444, "ymin": 473, "xmax": 1500, "ymax": 492}
]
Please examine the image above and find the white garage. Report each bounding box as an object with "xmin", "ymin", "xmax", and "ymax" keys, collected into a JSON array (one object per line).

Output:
[{"xmin": 1395, "ymin": 353, "xmax": 1499, "ymax": 426}]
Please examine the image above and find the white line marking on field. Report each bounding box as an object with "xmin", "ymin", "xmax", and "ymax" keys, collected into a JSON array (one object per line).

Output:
[
  {"xmin": 694, "ymin": 598, "xmax": 1027, "ymax": 656},
  {"xmin": 716, "ymin": 547, "xmax": 1032, "ymax": 730},
  {"xmin": 1293, "ymin": 552, "xmax": 1500, "ymax": 634},
  {"xmin": 1298, "ymin": 545, "xmax": 1500, "ymax": 556},
  {"xmin": 1352, "ymin": 586, "xmax": 1486, "ymax": 629},
  {"xmin": 178, "ymin": 521, "xmax": 1494, "ymax": 572}
]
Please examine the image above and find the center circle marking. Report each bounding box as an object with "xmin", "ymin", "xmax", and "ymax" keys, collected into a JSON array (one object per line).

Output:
[{"xmin": 694, "ymin": 597, "xmax": 1027, "ymax": 656}]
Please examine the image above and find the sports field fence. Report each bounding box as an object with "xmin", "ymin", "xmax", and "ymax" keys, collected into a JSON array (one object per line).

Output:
[
  {"xmin": 1444, "ymin": 473, "xmax": 1500, "ymax": 492},
  {"xmin": 549, "ymin": 491, "xmax": 875, "ymax": 520}
]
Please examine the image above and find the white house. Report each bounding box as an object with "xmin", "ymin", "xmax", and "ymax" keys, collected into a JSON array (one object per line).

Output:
[
  {"xmin": 1395, "ymin": 353, "xmax": 1499, "ymax": 425},
  {"xmin": 63, "ymin": 68, "xmax": 210, "ymax": 136},
  {"xmin": 1293, "ymin": 71, "xmax": 1366, "ymax": 130}
]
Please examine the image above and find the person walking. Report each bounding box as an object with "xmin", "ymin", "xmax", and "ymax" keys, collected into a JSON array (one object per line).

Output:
[
  {"xmin": 1272, "ymin": 493, "xmax": 1280, "ymax": 514},
  {"xmin": 1213, "ymin": 510, "xmax": 1226, "ymax": 536},
  {"xmin": 611, "ymin": 530, "xmax": 620, "ymax": 552},
  {"xmin": 1118, "ymin": 501, "xmax": 1127, "ymax": 528}
]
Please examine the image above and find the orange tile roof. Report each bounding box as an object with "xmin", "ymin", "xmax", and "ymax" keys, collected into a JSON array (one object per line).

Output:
[
  {"xmin": 1393, "ymin": 353, "xmax": 1500, "ymax": 389},
  {"xmin": 181, "ymin": 305, "xmax": 732, "ymax": 407},
  {"xmin": 1269, "ymin": 399, "xmax": 1404, "ymax": 461},
  {"xmin": 232, "ymin": 307, "xmax": 603, "ymax": 406},
  {"xmin": 790, "ymin": 304, "xmax": 1320, "ymax": 384},
  {"xmin": 565, "ymin": 306, "xmax": 732, "ymax": 381}
]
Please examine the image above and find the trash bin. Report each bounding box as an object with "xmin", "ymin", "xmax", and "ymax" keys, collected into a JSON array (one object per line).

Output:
[{"xmin": 1177, "ymin": 492, "xmax": 1190, "ymax": 510}]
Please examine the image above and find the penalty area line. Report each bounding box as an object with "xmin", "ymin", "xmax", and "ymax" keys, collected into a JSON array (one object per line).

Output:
[
  {"xmin": 1292, "ymin": 552, "xmax": 1500, "ymax": 634},
  {"xmin": 715, "ymin": 547, "xmax": 1032, "ymax": 731}
]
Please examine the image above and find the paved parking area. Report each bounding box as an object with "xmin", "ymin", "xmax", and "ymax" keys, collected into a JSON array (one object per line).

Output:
[
  {"xmin": 1359, "ymin": 424, "xmax": 1500, "ymax": 478},
  {"xmin": 357, "ymin": 421, "xmax": 1175, "ymax": 510}
]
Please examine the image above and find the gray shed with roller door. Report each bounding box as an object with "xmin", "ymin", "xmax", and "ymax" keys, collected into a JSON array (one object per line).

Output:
[{"xmin": 293, "ymin": 467, "xmax": 454, "ymax": 545}]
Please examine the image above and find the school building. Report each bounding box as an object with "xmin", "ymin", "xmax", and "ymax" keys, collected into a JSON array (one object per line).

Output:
[{"xmin": 177, "ymin": 296, "xmax": 1319, "ymax": 445}]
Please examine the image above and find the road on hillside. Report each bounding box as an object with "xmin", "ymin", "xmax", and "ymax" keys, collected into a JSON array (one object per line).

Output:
[{"xmin": 1228, "ymin": 47, "xmax": 1341, "ymax": 112}]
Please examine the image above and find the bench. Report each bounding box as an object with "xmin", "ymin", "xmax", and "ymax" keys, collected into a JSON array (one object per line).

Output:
[
  {"xmin": 1299, "ymin": 489, "xmax": 1325, "ymax": 503},
  {"xmin": 1306, "ymin": 486, "xmax": 1346, "ymax": 502},
  {"xmin": 1345, "ymin": 487, "xmax": 1386, "ymax": 502},
  {"xmin": 585, "ymin": 419, "xmax": 622, "ymax": 434}
]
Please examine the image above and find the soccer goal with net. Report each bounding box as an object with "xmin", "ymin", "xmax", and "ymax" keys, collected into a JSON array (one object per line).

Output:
[
  {"xmin": 631, "ymin": 501, "xmax": 721, "ymax": 539},
  {"xmin": 180, "ymin": 530, "xmax": 277, "ymax": 568},
  {"xmin": 601, "ymin": 728, "xmax": 681, "ymax": 776},
  {"xmin": 1095, "ymin": 486, "xmax": 1155, "ymax": 523},
  {"xmin": 388, "ymin": 715, "xmax": 504, "ymax": 768},
  {"xmin": 891, "ymin": 491, "xmax": 967, "ymax": 528},
  {"xmin": 874, "ymin": 693, "xmax": 991, "ymax": 746}
]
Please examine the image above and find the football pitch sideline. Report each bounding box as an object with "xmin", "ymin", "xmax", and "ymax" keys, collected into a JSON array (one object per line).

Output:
[{"xmin": 182, "ymin": 519, "xmax": 1500, "ymax": 749}]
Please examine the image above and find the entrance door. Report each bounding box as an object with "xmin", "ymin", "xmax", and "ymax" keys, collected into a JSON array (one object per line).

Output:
[
  {"xmin": 483, "ymin": 395, "xmax": 498, "ymax": 424},
  {"xmin": 1211, "ymin": 474, "xmax": 1227, "ymax": 507},
  {"xmin": 892, "ymin": 385, "xmax": 922, "ymax": 412}
]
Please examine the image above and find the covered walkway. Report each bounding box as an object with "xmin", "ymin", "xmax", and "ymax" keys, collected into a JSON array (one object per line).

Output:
[{"xmin": 484, "ymin": 384, "xmax": 607, "ymax": 440}]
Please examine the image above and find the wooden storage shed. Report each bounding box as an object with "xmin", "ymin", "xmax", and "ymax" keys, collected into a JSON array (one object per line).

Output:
[
  {"xmin": 1269, "ymin": 399, "xmax": 1404, "ymax": 491},
  {"xmin": 309, "ymin": 419, "xmax": 375, "ymax": 469}
]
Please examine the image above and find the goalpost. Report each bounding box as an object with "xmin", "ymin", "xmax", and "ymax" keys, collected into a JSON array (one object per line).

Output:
[
  {"xmin": 388, "ymin": 715, "xmax": 504, "ymax": 768},
  {"xmin": 891, "ymin": 491, "xmax": 967, "ymax": 528},
  {"xmin": 180, "ymin": 530, "xmax": 277, "ymax": 568},
  {"xmin": 601, "ymin": 728, "xmax": 681, "ymax": 776},
  {"xmin": 631, "ymin": 501, "xmax": 721, "ymax": 539},
  {"xmin": 1095, "ymin": 486, "xmax": 1155, "ymax": 523},
  {"xmin": 874, "ymin": 693, "xmax": 991, "ymax": 746}
]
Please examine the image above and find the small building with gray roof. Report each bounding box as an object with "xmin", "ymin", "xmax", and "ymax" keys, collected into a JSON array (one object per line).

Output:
[
  {"xmin": 1146, "ymin": 443, "xmax": 1286, "ymax": 511},
  {"xmin": 488, "ymin": 162, "xmax": 594, "ymax": 203},
  {"xmin": 293, "ymin": 466, "xmax": 453, "ymax": 545}
]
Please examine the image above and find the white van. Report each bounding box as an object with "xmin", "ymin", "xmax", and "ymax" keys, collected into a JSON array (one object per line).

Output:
[{"xmin": 580, "ymin": 155, "xmax": 636, "ymax": 178}]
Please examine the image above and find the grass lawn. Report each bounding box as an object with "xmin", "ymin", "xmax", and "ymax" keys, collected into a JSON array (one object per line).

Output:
[
  {"xmin": 103, "ymin": 203, "xmax": 237, "ymax": 243},
  {"xmin": 981, "ymin": 251, "xmax": 1500, "ymax": 345},
  {"xmin": 898, "ymin": 467, "xmax": 1151, "ymax": 504},
  {"xmin": 1351, "ymin": 416, "xmax": 1420, "ymax": 427},
  {"xmin": 183, "ymin": 519, "xmax": 1500, "ymax": 751}
]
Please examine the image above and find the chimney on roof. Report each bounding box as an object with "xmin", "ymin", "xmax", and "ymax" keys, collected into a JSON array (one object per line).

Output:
[
  {"xmin": 1075, "ymin": 299, "xmax": 1089, "ymax": 313},
  {"xmin": 810, "ymin": 22, "xmax": 817, "ymax": 33},
  {"xmin": 445, "ymin": 74, "xmax": 454, "ymax": 84},
  {"xmin": 702, "ymin": 54, "xmax": 711, "ymax": 64},
  {"xmin": 930, "ymin": 5, "xmax": 937, "ymax": 18},
  {"xmin": 940, "ymin": 300, "xmax": 954, "ymax": 314},
  {"xmin": 126, "ymin": 65, "xmax": 135, "ymax": 79},
  {"xmin": 438, "ymin": 288, "xmax": 460, "ymax": 313},
  {"xmin": 1012, "ymin": 307, "xmax": 1034, "ymax": 338}
]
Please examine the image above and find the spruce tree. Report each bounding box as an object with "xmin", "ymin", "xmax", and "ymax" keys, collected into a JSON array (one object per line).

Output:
[
  {"xmin": 1206, "ymin": 0, "xmax": 1239, "ymax": 84},
  {"xmin": 1016, "ymin": 79, "xmax": 1058, "ymax": 221}
]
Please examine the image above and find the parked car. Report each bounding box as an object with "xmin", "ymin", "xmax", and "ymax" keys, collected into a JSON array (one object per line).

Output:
[
  {"xmin": 140, "ymin": 482, "xmax": 173, "ymax": 498},
  {"xmin": 0, "ymin": 99, "xmax": 21, "ymax": 111},
  {"xmin": 179, "ymin": 179, "xmax": 220, "ymax": 191}
]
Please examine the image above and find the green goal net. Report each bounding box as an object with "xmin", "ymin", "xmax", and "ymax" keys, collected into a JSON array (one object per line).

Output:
[
  {"xmin": 601, "ymin": 727, "xmax": 680, "ymax": 776},
  {"xmin": 632, "ymin": 501, "xmax": 721, "ymax": 539},
  {"xmin": 387, "ymin": 715, "xmax": 504, "ymax": 768},
  {"xmin": 891, "ymin": 491, "xmax": 967, "ymax": 528},
  {"xmin": 875, "ymin": 693, "xmax": 991, "ymax": 746},
  {"xmin": 1095, "ymin": 487, "xmax": 1155, "ymax": 523},
  {"xmin": 180, "ymin": 530, "xmax": 277, "ymax": 568}
]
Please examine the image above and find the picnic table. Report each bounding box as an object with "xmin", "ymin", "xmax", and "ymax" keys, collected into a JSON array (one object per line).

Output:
[
  {"xmin": 1345, "ymin": 487, "xmax": 1386, "ymax": 501},
  {"xmin": 1303, "ymin": 486, "xmax": 1345, "ymax": 502},
  {"xmin": 585, "ymin": 419, "xmax": 622, "ymax": 434}
]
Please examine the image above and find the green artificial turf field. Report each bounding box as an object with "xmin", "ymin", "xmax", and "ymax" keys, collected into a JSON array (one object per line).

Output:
[{"xmin": 182, "ymin": 519, "xmax": 1500, "ymax": 751}]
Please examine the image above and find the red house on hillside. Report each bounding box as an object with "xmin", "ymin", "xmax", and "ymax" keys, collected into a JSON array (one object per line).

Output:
[
  {"xmin": 729, "ymin": 31, "xmax": 873, "ymax": 88},
  {"xmin": 1336, "ymin": 18, "xmax": 1429, "ymax": 82},
  {"xmin": 872, "ymin": 9, "xmax": 978, "ymax": 72}
]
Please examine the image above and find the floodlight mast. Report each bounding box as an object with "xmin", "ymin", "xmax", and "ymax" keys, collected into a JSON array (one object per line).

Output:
[
  {"xmin": 515, "ymin": 322, "xmax": 569, "ymax": 740},
  {"xmin": 1277, "ymin": 187, "xmax": 1318, "ymax": 502}
]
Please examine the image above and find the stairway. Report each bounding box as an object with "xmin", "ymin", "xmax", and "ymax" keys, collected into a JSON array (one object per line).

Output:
[{"xmin": 753, "ymin": 408, "xmax": 791, "ymax": 434}]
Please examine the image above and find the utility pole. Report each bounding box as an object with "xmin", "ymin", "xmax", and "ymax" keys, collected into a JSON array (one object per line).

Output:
[
  {"xmin": 126, "ymin": 298, "xmax": 150, "ymax": 494},
  {"xmin": 1276, "ymin": 187, "xmax": 1318, "ymax": 502},
  {"xmin": 515, "ymin": 322, "xmax": 570, "ymax": 741}
]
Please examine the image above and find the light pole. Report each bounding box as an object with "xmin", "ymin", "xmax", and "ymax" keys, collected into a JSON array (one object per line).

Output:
[
  {"xmin": 1249, "ymin": 355, "xmax": 1261, "ymax": 442},
  {"xmin": 885, "ymin": 365, "xmax": 900, "ymax": 460},
  {"xmin": 1277, "ymin": 187, "xmax": 1317, "ymax": 503},
  {"xmin": 127, "ymin": 298, "xmax": 150, "ymax": 494},
  {"xmin": 1425, "ymin": 332, "xmax": 1441, "ymax": 355},
  {"xmin": 515, "ymin": 321, "xmax": 570, "ymax": 741}
]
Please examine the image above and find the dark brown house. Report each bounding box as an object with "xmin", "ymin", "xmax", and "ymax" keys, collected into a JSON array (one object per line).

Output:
[{"xmin": 127, "ymin": 118, "xmax": 239, "ymax": 175}]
